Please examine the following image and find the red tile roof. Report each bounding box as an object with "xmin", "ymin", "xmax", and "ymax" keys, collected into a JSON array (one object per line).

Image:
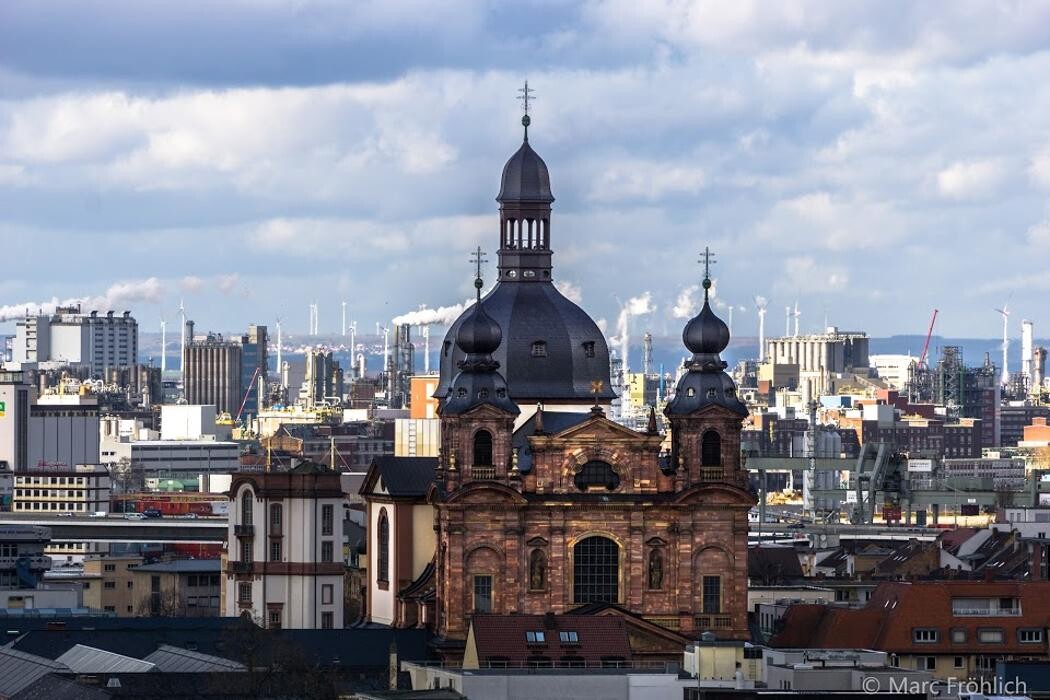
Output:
[
  {"xmin": 771, "ymin": 580, "xmax": 1050, "ymax": 654},
  {"xmin": 469, "ymin": 614, "xmax": 631, "ymax": 665}
]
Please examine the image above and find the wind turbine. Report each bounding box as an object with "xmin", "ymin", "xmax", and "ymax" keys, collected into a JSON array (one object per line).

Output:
[
  {"xmin": 996, "ymin": 302, "xmax": 1011, "ymax": 384},
  {"xmin": 159, "ymin": 319, "xmax": 167, "ymax": 374},
  {"xmin": 793, "ymin": 301, "xmax": 801, "ymax": 337},
  {"xmin": 755, "ymin": 296, "xmax": 768, "ymax": 362},
  {"xmin": 275, "ymin": 317, "xmax": 283, "ymax": 388}
]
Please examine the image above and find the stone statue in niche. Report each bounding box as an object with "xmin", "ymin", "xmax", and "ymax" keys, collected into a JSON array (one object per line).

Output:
[
  {"xmin": 529, "ymin": 549, "xmax": 546, "ymax": 590},
  {"xmin": 648, "ymin": 549, "xmax": 663, "ymax": 589}
]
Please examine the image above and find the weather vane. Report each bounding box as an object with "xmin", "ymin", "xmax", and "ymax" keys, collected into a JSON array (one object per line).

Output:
[
  {"xmin": 699, "ymin": 246, "xmax": 716, "ymax": 299},
  {"xmin": 469, "ymin": 246, "xmax": 487, "ymax": 300},
  {"xmin": 517, "ymin": 80, "xmax": 535, "ymax": 140}
]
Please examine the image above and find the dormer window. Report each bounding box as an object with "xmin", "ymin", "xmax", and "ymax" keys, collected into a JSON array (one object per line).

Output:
[
  {"xmin": 478, "ymin": 388, "xmax": 489, "ymax": 399},
  {"xmin": 531, "ymin": 341, "xmax": 547, "ymax": 358},
  {"xmin": 686, "ymin": 387, "xmax": 696, "ymax": 397},
  {"xmin": 496, "ymin": 388, "xmax": 507, "ymax": 398},
  {"xmin": 582, "ymin": 341, "xmax": 596, "ymax": 358},
  {"xmin": 706, "ymin": 388, "xmax": 717, "ymax": 399},
  {"xmin": 457, "ymin": 388, "xmax": 467, "ymax": 398}
]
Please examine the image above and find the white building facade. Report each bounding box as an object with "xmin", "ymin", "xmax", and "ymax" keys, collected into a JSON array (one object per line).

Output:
[
  {"xmin": 11, "ymin": 307, "xmax": 138, "ymax": 376},
  {"xmin": 225, "ymin": 464, "xmax": 345, "ymax": 630}
]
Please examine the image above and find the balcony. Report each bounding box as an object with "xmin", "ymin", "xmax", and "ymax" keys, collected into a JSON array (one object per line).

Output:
[
  {"xmin": 951, "ymin": 607, "xmax": 1022, "ymax": 617},
  {"xmin": 699, "ymin": 467, "xmax": 723, "ymax": 483},
  {"xmin": 694, "ymin": 614, "xmax": 733, "ymax": 630},
  {"xmin": 234, "ymin": 524, "xmax": 254, "ymax": 538},
  {"xmin": 227, "ymin": 561, "xmax": 253, "ymax": 574},
  {"xmin": 472, "ymin": 466, "xmax": 496, "ymax": 480}
]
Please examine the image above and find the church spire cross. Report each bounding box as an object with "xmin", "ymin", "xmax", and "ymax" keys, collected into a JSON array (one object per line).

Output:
[
  {"xmin": 469, "ymin": 246, "xmax": 488, "ymax": 302},
  {"xmin": 699, "ymin": 246, "xmax": 716, "ymax": 302},
  {"xmin": 517, "ymin": 80, "xmax": 535, "ymax": 142}
]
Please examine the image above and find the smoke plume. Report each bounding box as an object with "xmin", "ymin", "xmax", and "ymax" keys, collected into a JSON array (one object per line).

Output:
[
  {"xmin": 673, "ymin": 285, "xmax": 700, "ymax": 318},
  {"xmin": 612, "ymin": 292, "xmax": 655, "ymax": 371},
  {"xmin": 0, "ymin": 278, "xmax": 165, "ymax": 323},
  {"xmin": 392, "ymin": 302, "xmax": 469, "ymax": 327}
]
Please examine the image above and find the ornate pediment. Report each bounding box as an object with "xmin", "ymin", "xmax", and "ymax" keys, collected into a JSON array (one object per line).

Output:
[
  {"xmin": 526, "ymin": 536, "xmax": 549, "ymax": 547},
  {"xmin": 550, "ymin": 414, "xmax": 650, "ymax": 443}
]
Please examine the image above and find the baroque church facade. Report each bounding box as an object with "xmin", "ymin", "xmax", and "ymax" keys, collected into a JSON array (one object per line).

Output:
[{"xmin": 362, "ymin": 114, "xmax": 753, "ymax": 658}]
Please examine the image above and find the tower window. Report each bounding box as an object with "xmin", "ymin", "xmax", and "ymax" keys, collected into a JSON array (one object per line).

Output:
[
  {"xmin": 473, "ymin": 430, "xmax": 493, "ymax": 467},
  {"xmin": 240, "ymin": 490, "xmax": 253, "ymax": 526},
  {"xmin": 582, "ymin": 341, "xmax": 595, "ymax": 359},
  {"xmin": 574, "ymin": 536, "xmax": 619, "ymax": 604},
  {"xmin": 443, "ymin": 341, "xmax": 451, "ymax": 357},
  {"xmin": 702, "ymin": 576, "xmax": 722, "ymax": 613},
  {"xmin": 574, "ymin": 461, "xmax": 620, "ymax": 491},
  {"xmin": 473, "ymin": 575, "xmax": 493, "ymax": 613},
  {"xmin": 701, "ymin": 430, "xmax": 721, "ymax": 467},
  {"xmin": 377, "ymin": 508, "xmax": 389, "ymax": 583},
  {"xmin": 531, "ymin": 341, "xmax": 547, "ymax": 358}
]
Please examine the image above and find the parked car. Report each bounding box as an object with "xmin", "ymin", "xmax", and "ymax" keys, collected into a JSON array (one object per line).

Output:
[
  {"xmin": 182, "ymin": 513, "xmax": 199, "ymax": 519},
  {"xmin": 89, "ymin": 511, "xmax": 108, "ymax": 518},
  {"xmin": 56, "ymin": 512, "xmax": 75, "ymax": 518},
  {"xmin": 143, "ymin": 509, "xmax": 163, "ymax": 519},
  {"xmin": 124, "ymin": 512, "xmax": 146, "ymax": 520}
]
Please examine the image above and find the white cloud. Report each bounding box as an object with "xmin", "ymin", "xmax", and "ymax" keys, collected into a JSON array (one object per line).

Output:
[
  {"xmin": 937, "ymin": 159, "xmax": 1007, "ymax": 200},
  {"xmin": 588, "ymin": 159, "xmax": 704, "ymax": 202},
  {"xmin": 555, "ymin": 280, "xmax": 583, "ymax": 304}
]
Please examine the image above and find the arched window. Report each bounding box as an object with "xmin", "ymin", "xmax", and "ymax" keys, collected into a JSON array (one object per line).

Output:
[
  {"xmin": 574, "ymin": 461, "xmax": 620, "ymax": 491},
  {"xmin": 377, "ymin": 508, "xmax": 390, "ymax": 583},
  {"xmin": 573, "ymin": 536, "xmax": 619, "ymax": 604},
  {"xmin": 269, "ymin": 503, "xmax": 282, "ymax": 535},
  {"xmin": 240, "ymin": 490, "xmax": 253, "ymax": 526},
  {"xmin": 473, "ymin": 430, "xmax": 493, "ymax": 467},
  {"xmin": 701, "ymin": 430, "xmax": 721, "ymax": 467},
  {"xmin": 529, "ymin": 549, "xmax": 546, "ymax": 590}
]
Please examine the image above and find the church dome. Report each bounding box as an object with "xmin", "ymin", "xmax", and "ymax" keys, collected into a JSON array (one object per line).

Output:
[
  {"xmin": 438, "ymin": 283, "xmax": 614, "ymax": 403},
  {"xmin": 497, "ymin": 140, "xmax": 554, "ymax": 204},
  {"xmin": 455, "ymin": 298, "xmax": 502, "ymax": 356},
  {"xmin": 683, "ymin": 300, "xmax": 730, "ymax": 356}
]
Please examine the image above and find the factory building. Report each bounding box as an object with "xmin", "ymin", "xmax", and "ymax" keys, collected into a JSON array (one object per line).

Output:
[
  {"xmin": 183, "ymin": 331, "xmax": 243, "ymax": 416},
  {"xmin": 931, "ymin": 346, "xmax": 1001, "ymax": 447},
  {"xmin": 9, "ymin": 306, "xmax": 139, "ymax": 377},
  {"xmin": 388, "ymin": 324, "xmax": 414, "ymax": 410},
  {"xmin": 763, "ymin": 328, "xmax": 869, "ymax": 396},
  {"xmin": 299, "ymin": 347, "xmax": 343, "ymax": 409}
]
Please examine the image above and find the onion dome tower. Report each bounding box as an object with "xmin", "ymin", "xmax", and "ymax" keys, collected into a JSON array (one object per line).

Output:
[
  {"xmin": 440, "ymin": 248, "xmax": 519, "ymax": 417},
  {"xmin": 437, "ymin": 84, "xmax": 614, "ymax": 405},
  {"xmin": 664, "ymin": 248, "xmax": 749, "ymax": 488},
  {"xmin": 666, "ymin": 249, "xmax": 747, "ymax": 417}
]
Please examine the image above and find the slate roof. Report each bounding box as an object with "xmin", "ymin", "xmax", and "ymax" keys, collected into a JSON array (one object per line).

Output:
[
  {"xmin": 748, "ymin": 545, "xmax": 804, "ymax": 583},
  {"xmin": 497, "ymin": 139, "xmax": 554, "ymax": 203},
  {"xmin": 361, "ymin": 456, "xmax": 437, "ymax": 498},
  {"xmin": 10, "ymin": 618, "xmax": 433, "ymax": 670},
  {"xmin": 437, "ymin": 282, "xmax": 615, "ymax": 404},
  {"xmin": 469, "ymin": 614, "xmax": 631, "ymax": 666},
  {"xmin": 142, "ymin": 645, "xmax": 245, "ymax": 673},
  {"xmin": 0, "ymin": 647, "xmax": 69, "ymax": 698},
  {"xmin": 55, "ymin": 644, "xmax": 156, "ymax": 674},
  {"xmin": 771, "ymin": 580, "xmax": 1050, "ymax": 654},
  {"xmin": 10, "ymin": 673, "xmax": 110, "ymax": 700}
]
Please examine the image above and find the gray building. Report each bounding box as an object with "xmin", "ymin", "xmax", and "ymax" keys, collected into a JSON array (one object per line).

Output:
[
  {"xmin": 183, "ymin": 332, "xmax": 242, "ymax": 416},
  {"xmin": 10, "ymin": 306, "xmax": 138, "ymax": 377}
]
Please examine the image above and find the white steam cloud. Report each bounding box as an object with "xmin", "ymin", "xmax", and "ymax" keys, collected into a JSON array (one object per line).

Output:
[
  {"xmin": 0, "ymin": 278, "xmax": 165, "ymax": 323},
  {"xmin": 673, "ymin": 285, "xmax": 700, "ymax": 318},
  {"xmin": 392, "ymin": 302, "xmax": 469, "ymax": 327},
  {"xmin": 612, "ymin": 292, "xmax": 655, "ymax": 372},
  {"xmin": 556, "ymin": 280, "xmax": 583, "ymax": 304}
]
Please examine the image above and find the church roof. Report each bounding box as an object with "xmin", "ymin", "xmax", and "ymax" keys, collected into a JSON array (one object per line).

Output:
[
  {"xmin": 438, "ymin": 283, "xmax": 614, "ymax": 403},
  {"xmin": 469, "ymin": 614, "xmax": 630, "ymax": 666},
  {"xmin": 497, "ymin": 140, "xmax": 554, "ymax": 204}
]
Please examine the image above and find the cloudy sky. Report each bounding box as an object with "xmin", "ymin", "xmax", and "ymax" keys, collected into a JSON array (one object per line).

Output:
[{"xmin": 2, "ymin": 1, "xmax": 1049, "ymax": 341}]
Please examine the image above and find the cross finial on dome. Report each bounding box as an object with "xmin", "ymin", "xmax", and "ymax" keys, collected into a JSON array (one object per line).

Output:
[
  {"xmin": 517, "ymin": 80, "xmax": 535, "ymax": 142},
  {"xmin": 699, "ymin": 246, "xmax": 716, "ymax": 302},
  {"xmin": 469, "ymin": 246, "xmax": 488, "ymax": 302}
]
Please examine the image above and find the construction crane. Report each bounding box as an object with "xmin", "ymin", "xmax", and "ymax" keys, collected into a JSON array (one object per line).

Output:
[
  {"xmin": 235, "ymin": 365, "xmax": 264, "ymax": 424},
  {"xmin": 918, "ymin": 309, "xmax": 939, "ymax": 368}
]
